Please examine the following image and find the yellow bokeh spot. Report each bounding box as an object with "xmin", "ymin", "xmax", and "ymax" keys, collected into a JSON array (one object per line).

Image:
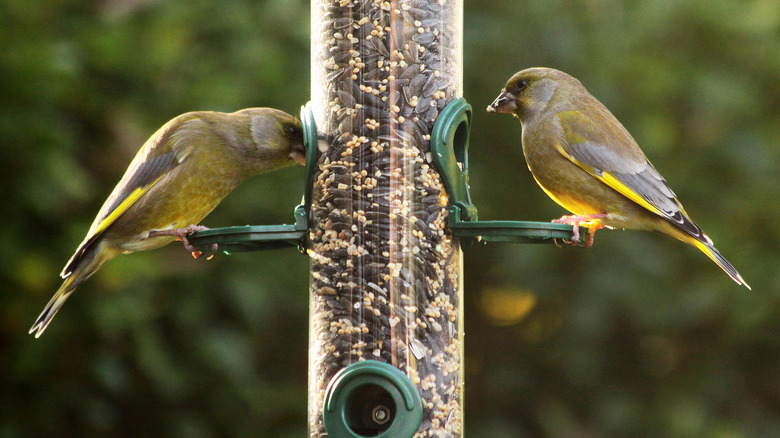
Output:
[{"xmin": 480, "ymin": 287, "xmax": 537, "ymax": 326}]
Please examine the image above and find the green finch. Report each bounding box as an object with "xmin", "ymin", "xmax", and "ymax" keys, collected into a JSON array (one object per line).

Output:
[
  {"xmin": 487, "ymin": 67, "xmax": 749, "ymax": 289},
  {"xmin": 30, "ymin": 108, "xmax": 306, "ymax": 337}
]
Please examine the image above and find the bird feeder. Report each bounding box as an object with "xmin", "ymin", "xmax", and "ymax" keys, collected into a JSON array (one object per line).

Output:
[
  {"xmin": 307, "ymin": 1, "xmax": 466, "ymax": 435},
  {"xmin": 186, "ymin": 1, "xmax": 586, "ymax": 436}
]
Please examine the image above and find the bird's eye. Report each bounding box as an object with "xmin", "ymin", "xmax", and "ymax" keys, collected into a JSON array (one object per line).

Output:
[{"xmin": 514, "ymin": 80, "xmax": 528, "ymax": 92}]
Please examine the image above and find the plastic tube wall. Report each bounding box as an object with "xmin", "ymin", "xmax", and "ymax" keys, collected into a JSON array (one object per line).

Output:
[{"xmin": 309, "ymin": 1, "xmax": 463, "ymax": 435}]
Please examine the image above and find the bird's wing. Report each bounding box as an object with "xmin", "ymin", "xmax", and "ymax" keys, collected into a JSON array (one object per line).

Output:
[
  {"xmin": 554, "ymin": 109, "xmax": 709, "ymax": 243},
  {"xmin": 61, "ymin": 114, "xmax": 200, "ymax": 278}
]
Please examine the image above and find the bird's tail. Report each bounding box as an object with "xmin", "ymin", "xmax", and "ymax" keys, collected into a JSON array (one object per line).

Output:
[
  {"xmin": 30, "ymin": 241, "xmax": 117, "ymax": 338},
  {"xmin": 657, "ymin": 217, "xmax": 750, "ymax": 289},
  {"xmin": 689, "ymin": 236, "xmax": 751, "ymax": 290},
  {"xmin": 29, "ymin": 275, "xmax": 78, "ymax": 338}
]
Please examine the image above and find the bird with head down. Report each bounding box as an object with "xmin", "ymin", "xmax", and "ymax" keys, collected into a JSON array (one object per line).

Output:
[
  {"xmin": 29, "ymin": 107, "xmax": 306, "ymax": 338},
  {"xmin": 487, "ymin": 67, "xmax": 749, "ymax": 289}
]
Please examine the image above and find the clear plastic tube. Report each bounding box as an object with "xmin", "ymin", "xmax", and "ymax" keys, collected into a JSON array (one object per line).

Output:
[{"xmin": 309, "ymin": 1, "xmax": 463, "ymax": 436}]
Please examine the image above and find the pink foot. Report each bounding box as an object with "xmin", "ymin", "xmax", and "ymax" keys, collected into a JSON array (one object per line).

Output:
[
  {"xmin": 552, "ymin": 214, "xmax": 607, "ymax": 248},
  {"xmin": 148, "ymin": 225, "xmax": 218, "ymax": 258}
]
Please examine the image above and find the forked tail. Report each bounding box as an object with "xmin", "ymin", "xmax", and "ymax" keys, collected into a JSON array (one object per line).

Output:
[{"xmin": 29, "ymin": 276, "xmax": 78, "ymax": 338}]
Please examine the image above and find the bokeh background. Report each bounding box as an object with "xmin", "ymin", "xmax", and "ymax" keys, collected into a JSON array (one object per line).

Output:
[{"xmin": 2, "ymin": 0, "xmax": 778, "ymax": 436}]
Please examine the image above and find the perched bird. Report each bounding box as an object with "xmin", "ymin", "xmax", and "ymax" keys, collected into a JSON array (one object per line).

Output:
[
  {"xmin": 487, "ymin": 67, "xmax": 749, "ymax": 289},
  {"xmin": 30, "ymin": 108, "xmax": 306, "ymax": 337}
]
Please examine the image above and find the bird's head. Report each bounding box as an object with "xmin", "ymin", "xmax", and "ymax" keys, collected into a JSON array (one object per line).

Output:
[
  {"xmin": 236, "ymin": 108, "xmax": 306, "ymax": 169},
  {"xmin": 487, "ymin": 67, "xmax": 581, "ymax": 122}
]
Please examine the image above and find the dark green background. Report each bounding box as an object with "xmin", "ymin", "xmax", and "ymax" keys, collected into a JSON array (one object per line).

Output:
[{"xmin": 2, "ymin": 1, "xmax": 778, "ymax": 436}]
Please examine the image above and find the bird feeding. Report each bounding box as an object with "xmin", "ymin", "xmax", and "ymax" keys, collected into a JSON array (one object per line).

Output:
[{"xmin": 29, "ymin": 108, "xmax": 305, "ymax": 338}]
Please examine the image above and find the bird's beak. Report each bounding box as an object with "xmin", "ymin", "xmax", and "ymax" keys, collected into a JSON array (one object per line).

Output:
[
  {"xmin": 289, "ymin": 143, "xmax": 307, "ymax": 166},
  {"xmin": 486, "ymin": 91, "xmax": 517, "ymax": 114}
]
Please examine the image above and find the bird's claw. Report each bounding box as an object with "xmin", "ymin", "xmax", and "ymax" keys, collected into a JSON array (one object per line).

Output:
[
  {"xmin": 149, "ymin": 225, "xmax": 219, "ymax": 259},
  {"xmin": 181, "ymin": 233, "xmax": 219, "ymax": 259},
  {"xmin": 552, "ymin": 214, "xmax": 606, "ymax": 248}
]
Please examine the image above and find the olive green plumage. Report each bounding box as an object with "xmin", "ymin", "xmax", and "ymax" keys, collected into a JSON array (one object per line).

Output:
[
  {"xmin": 487, "ymin": 67, "xmax": 749, "ymax": 289},
  {"xmin": 30, "ymin": 107, "xmax": 306, "ymax": 337}
]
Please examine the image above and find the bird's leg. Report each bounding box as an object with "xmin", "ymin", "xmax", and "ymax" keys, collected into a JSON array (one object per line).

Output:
[
  {"xmin": 552, "ymin": 214, "xmax": 608, "ymax": 247},
  {"xmin": 148, "ymin": 225, "xmax": 218, "ymax": 258}
]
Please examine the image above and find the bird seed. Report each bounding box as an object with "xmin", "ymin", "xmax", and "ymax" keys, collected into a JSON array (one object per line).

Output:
[{"xmin": 309, "ymin": 0, "xmax": 463, "ymax": 436}]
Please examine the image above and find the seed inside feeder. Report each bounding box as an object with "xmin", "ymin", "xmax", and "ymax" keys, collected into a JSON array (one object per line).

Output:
[{"xmin": 310, "ymin": 0, "xmax": 463, "ymax": 436}]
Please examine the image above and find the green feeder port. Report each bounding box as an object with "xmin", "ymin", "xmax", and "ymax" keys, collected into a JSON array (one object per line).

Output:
[
  {"xmin": 300, "ymin": 101, "xmax": 319, "ymax": 214},
  {"xmin": 323, "ymin": 361, "xmax": 423, "ymax": 438}
]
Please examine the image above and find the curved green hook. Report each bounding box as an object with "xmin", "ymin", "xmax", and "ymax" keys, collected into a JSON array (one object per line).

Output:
[{"xmin": 430, "ymin": 97, "xmax": 477, "ymax": 222}]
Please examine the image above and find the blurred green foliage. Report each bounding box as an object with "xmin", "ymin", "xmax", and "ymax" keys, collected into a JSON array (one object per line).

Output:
[{"xmin": 1, "ymin": 0, "xmax": 778, "ymax": 437}]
